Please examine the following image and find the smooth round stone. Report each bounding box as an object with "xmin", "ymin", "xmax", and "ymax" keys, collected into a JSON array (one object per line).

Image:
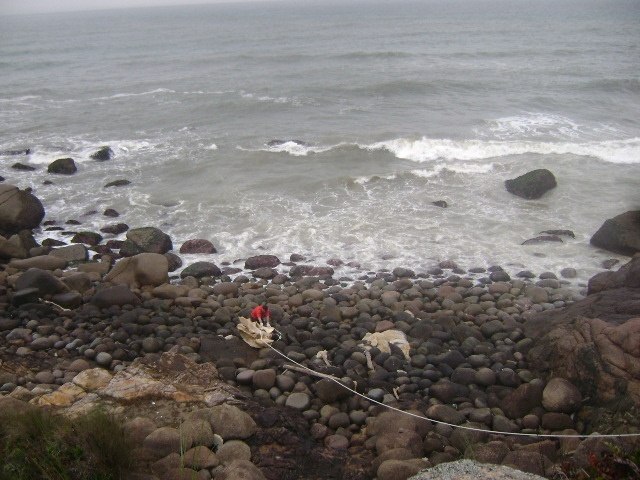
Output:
[
  {"xmin": 560, "ymin": 268, "xmax": 577, "ymax": 279},
  {"xmin": 349, "ymin": 410, "xmax": 367, "ymax": 426},
  {"xmin": 324, "ymin": 434, "xmax": 349, "ymax": 450},
  {"xmin": 252, "ymin": 369, "xmax": 276, "ymax": 390},
  {"xmin": 34, "ymin": 371, "xmax": 55, "ymax": 384},
  {"xmin": 367, "ymin": 388, "xmax": 385, "ymax": 402},
  {"xmin": 285, "ymin": 392, "xmax": 311, "ymax": 410},
  {"xmin": 95, "ymin": 352, "xmax": 112, "ymax": 367},
  {"xmin": 328, "ymin": 412, "xmax": 351, "ymax": 429},
  {"xmin": 236, "ymin": 369, "xmax": 255, "ymax": 385},
  {"xmin": 310, "ymin": 423, "xmax": 329, "ymax": 440},
  {"xmin": 275, "ymin": 374, "xmax": 295, "ymax": 392},
  {"xmin": 475, "ymin": 368, "xmax": 496, "ymax": 386}
]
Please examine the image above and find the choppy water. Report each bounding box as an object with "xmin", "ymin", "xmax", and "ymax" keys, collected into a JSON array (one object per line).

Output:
[{"xmin": 1, "ymin": 0, "xmax": 639, "ymax": 283}]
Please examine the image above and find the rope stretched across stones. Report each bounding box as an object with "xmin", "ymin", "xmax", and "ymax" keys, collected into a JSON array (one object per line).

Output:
[{"xmin": 263, "ymin": 339, "xmax": 640, "ymax": 439}]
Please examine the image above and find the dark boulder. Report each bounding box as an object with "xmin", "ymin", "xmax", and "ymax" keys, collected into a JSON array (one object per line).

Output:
[
  {"xmin": 179, "ymin": 239, "xmax": 217, "ymax": 254},
  {"xmin": 521, "ymin": 235, "xmax": 563, "ymax": 245},
  {"xmin": 0, "ymin": 184, "xmax": 45, "ymax": 235},
  {"xmin": 100, "ymin": 223, "xmax": 129, "ymax": 235},
  {"xmin": 165, "ymin": 252, "xmax": 182, "ymax": 272},
  {"xmin": 590, "ymin": 210, "xmax": 640, "ymax": 256},
  {"xmin": 0, "ymin": 148, "xmax": 30, "ymax": 156},
  {"xmin": 104, "ymin": 179, "xmax": 131, "ymax": 188},
  {"xmin": 245, "ymin": 254, "xmax": 280, "ymax": 270},
  {"xmin": 180, "ymin": 261, "xmax": 222, "ymax": 279},
  {"xmin": 90, "ymin": 146, "xmax": 114, "ymax": 161},
  {"xmin": 504, "ymin": 169, "xmax": 557, "ymax": 199},
  {"xmin": 432, "ymin": 200, "xmax": 448, "ymax": 208},
  {"xmin": 120, "ymin": 227, "xmax": 173, "ymax": 256},
  {"xmin": 47, "ymin": 158, "xmax": 77, "ymax": 175},
  {"xmin": 103, "ymin": 208, "xmax": 120, "ymax": 217},
  {"xmin": 540, "ymin": 229, "xmax": 575, "ymax": 238},
  {"xmin": 15, "ymin": 268, "xmax": 68, "ymax": 296},
  {"xmin": 71, "ymin": 231, "xmax": 103, "ymax": 246},
  {"xmin": 90, "ymin": 285, "xmax": 141, "ymax": 308},
  {"xmin": 289, "ymin": 265, "xmax": 334, "ymax": 277},
  {"xmin": 11, "ymin": 162, "xmax": 36, "ymax": 171}
]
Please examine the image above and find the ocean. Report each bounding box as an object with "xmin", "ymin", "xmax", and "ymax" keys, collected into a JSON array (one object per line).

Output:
[{"xmin": 1, "ymin": 0, "xmax": 638, "ymax": 285}]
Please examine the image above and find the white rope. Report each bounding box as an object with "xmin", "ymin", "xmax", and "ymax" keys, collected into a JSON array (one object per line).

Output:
[{"xmin": 265, "ymin": 342, "xmax": 640, "ymax": 439}]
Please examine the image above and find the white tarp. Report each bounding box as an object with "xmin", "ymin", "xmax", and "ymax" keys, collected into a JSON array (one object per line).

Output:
[
  {"xmin": 360, "ymin": 330, "xmax": 411, "ymax": 360},
  {"xmin": 236, "ymin": 317, "xmax": 274, "ymax": 348}
]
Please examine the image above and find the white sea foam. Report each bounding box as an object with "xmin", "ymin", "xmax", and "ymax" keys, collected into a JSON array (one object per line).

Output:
[
  {"xmin": 362, "ymin": 137, "xmax": 640, "ymax": 164},
  {"xmin": 206, "ymin": 143, "xmax": 219, "ymax": 150},
  {"xmin": 90, "ymin": 88, "xmax": 175, "ymax": 101},
  {"xmin": 353, "ymin": 173, "xmax": 397, "ymax": 185},
  {"xmin": 0, "ymin": 95, "xmax": 41, "ymax": 103}
]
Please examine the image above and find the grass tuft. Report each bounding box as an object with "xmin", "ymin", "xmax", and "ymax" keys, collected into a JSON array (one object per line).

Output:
[{"xmin": 0, "ymin": 407, "xmax": 134, "ymax": 480}]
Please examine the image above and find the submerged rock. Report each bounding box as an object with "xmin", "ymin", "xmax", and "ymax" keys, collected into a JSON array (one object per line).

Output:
[{"xmin": 505, "ymin": 169, "xmax": 557, "ymax": 200}]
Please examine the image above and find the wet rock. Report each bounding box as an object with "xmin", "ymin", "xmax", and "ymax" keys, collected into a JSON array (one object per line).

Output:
[
  {"xmin": 144, "ymin": 427, "xmax": 182, "ymax": 458},
  {"xmin": 0, "ymin": 184, "xmax": 45, "ymax": 235},
  {"xmin": 216, "ymin": 459, "xmax": 266, "ymax": 480},
  {"xmin": 500, "ymin": 382, "xmax": 543, "ymax": 419},
  {"xmin": 47, "ymin": 157, "xmax": 77, "ymax": 174},
  {"xmin": 216, "ymin": 440, "xmax": 251, "ymax": 464},
  {"xmin": 104, "ymin": 253, "xmax": 169, "ymax": 288},
  {"xmin": 432, "ymin": 200, "xmax": 448, "ymax": 208},
  {"xmin": 12, "ymin": 162, "xmax": 36, "ymax": 171},
  {"xmin": 179, "ymin": 239, "xmax": 217, "ymax": 254},
  {"xmin": 540, "ymin": 229, "xmax": 575, "ymax": 238},
  {"xmin": 505, "ymin": 169, "xmax": 557, "ymax": 200},
  {"xmin": 210, "ymin": 404, "xmax": 257, "ymax": 440},
  {"xmin": 590, "ymin": 210, "xmax": 640, "ymax": 256},
  {"xmin": 521, "ymin": 235, "xmax": 563, "ymax": 245},
  {"xmin": 100, "ymin": 223, "xmax": 129, "ymax": 235},
  {"xmin": 285, "ymin": 392, "xmax": 311, "ymax": 411},
  {"xmin": 90, "ymin": 146, "xmax": 114, "ymax": 161},
  {"xmin": 9, "ymin": 255, "xmax": 67, "ymax": 271},
  {"xmin": 182, "ymin": 446, "xmax": 219, "ymax": 469},
  {"xmin": 502, "ymin": 449, "xmax": 551, "ymax": 477},
  {"xmin": 542, "ymin": 378, "xmax": 582, "ymax": 413},
  {"xmin": 71, "ymin": 231, "xmax": 103, "ymax": 246},
  {"xmin": 90, "ymin": 284, "xmax": 141, "ymax": 308},
  {"xmin": 180, "ymin": 261, "xmax": 222, "ymax": 279},
  {"xmin": 120, "ymin": 227, "xmax": 173, "ymax": 256},
  {"xmin": 15, "ymin": 268, "xmax": 68, "ymax": 296},
  {"xmin": 104, "ymin": 179, "xmax": 131, "ymax": 188},
  {"xmin": 245, "ymin": 255, "xmax": 280, "ymax": 269},
  {"xmin": 103, "ymin": 208, "xmax": 120, "ymax": 217},
  {"xmin": 50, "ymin": 243, "xmax": 88, "ymax": 262}
]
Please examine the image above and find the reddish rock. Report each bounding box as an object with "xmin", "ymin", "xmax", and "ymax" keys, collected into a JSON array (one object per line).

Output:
[{"xmin": 179, "ymin": 239, "xmax": 217, "ymax": 254}]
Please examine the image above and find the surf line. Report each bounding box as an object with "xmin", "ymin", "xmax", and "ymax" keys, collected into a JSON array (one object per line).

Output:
[{"xmin": 265, "ymin": 342, "xmax": 640, "ymax": 439}]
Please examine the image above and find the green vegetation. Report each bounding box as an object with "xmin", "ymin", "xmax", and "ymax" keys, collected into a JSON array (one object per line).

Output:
[{"xmin": 0, "ymin": 407, "xmax": 134, "ymax": 480}]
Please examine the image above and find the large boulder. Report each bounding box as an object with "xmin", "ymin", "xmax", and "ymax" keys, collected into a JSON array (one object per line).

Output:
[
  {"xmin": 119, "ymin": 227, "xmax": 173, "ymax": 256},
  {"xmin": 504, "ymin": 169, "xmax": 557, "ymax": 200},
  {"xmin": 590, "ymin": 210, "xmax": 640, "ymax": 256},
  {"xmin": 104, "ymin": 253, "xmax": 169, "ymax": 288},
  {"xmin": 244, "ymin": 255, "xmax": 280, "ymax": 270},
  {"xmin": 90, "ymin": 146, "xmax": 114, "ymax": 161},
  {"xmin": 528, "ymin": 316, "xmax": 640, "ymax": 405},
  {"xmin": 15, "ymin": 268, "xmax": 68, "ymax": 296},
  {"xmin": 0, "ymin": 184, "xmax": 45, "ymax": 235},
  {"xmin": 179, "ymin": 239, "xmax": 217, "ymax": 254},
  {"xmin": 180, "ymin": 261, "xmax": 221, "ymax": 279},
  {"xmin": 47, "ymin": 157, "xmax": 77, "ymax": 175},
  {"xmin": 90, "ymin": 284, "xmax": 141, "ymax": 308}
]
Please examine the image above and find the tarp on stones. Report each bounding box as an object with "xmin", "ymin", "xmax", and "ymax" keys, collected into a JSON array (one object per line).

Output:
[{"xmin": 236, "ymin": 317, "xmax": 274, "ymax": 348}]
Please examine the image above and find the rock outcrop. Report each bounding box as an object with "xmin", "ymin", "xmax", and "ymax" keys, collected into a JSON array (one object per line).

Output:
[{"xmin": 590, "ymin": 210, "xmax": 640, "ymax": 256}]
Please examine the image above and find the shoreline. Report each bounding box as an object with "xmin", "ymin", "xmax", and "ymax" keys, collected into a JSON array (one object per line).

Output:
[{"xmin": 1, "ymin": 184, "xmax": 639, "ymax": 479}]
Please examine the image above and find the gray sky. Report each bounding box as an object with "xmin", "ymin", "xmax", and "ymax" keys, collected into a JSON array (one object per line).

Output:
[{"xmin": 0, "ymin": 0, "xmax": 265, "ymax": 16}]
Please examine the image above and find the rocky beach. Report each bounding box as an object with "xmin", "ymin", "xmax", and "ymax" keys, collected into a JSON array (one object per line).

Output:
[{"xmin": 1, "ymin": 157, "xmax": 640, "ymax": 480}]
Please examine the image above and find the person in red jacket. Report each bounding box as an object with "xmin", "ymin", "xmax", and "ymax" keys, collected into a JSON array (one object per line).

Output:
[{"xmin": 250, "ymin": 303, "xmax": 271, "ymax": 326}]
